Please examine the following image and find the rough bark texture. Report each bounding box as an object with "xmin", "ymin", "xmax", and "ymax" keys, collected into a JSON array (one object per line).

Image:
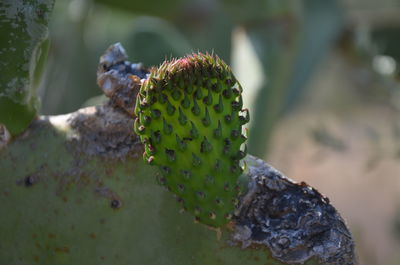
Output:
[{"xmin": 235, "ymin": 156, "xmax": 356, "ymax": 264}]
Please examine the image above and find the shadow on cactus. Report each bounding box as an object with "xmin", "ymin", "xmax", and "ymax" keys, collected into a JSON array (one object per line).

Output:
[{"xmin": 134, "ymin": 53, "xmax": 249, "ymax": 227}]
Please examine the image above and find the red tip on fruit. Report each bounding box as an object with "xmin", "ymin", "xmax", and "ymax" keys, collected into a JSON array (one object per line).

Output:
[{"xmin": 177, "ymin": 58, "xmax": 191, "ymax": 69}]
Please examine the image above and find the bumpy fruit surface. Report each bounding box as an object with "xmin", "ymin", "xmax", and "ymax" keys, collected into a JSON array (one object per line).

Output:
[{"xmin": 134, "ymin": 53, "xmax": 249, "ymax": 227}]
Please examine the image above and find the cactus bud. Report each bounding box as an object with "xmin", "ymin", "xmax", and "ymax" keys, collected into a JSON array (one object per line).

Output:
[{"xmin": 134, "ymin": 53, "xmax": 249, "ymax": 227}]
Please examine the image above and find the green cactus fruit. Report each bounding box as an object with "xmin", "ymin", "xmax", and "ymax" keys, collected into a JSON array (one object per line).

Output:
[{"xmin": 134, "ymin": 53, "xmax": 249, "ymax": 227}]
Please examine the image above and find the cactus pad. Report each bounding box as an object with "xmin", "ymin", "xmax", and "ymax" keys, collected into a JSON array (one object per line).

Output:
[{"xmin": 134, "ymin": 53, "xmax": 249, "ymax": 227}]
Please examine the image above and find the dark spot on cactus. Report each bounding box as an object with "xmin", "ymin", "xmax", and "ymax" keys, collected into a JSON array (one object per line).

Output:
[
  {"xmin": 231, "ymin": 129, "xmax": 240, "ymax": 139},
  {"xmin": 181, "ymin": 93, "xmax": 191, "ymax": 109},
  {"xmin": 151, "ymin": 109, "xmax": 161, "ymax": 119},
  {"xmin": 200, "ymin": 137, "xmax": 213, "ymax": 153},
  {"xmin": 231, "ymin": 101, "xmax": 241, "ymax": 111},
  {"xmin": 202, "ymin": 79, "xmax": 209, "ymax": 89},
  {"xmin": 235, "ymin": 150, "xmax": 246, "ymax": 160},
  {"xmin": 163, "ymin": 118, "xmax": 173, "ymax": 135},
  {"xmin": 194, "ymin": 88, "xmax": 203, "ymax": 100},
  {"xmin": 172, "ymin": 89, "xmax": 182, "ymax": 101},
  {"xmin": 150, "ymin": 95, "xmax": 157, "ymax": 104},
  {"xmin": 203, "ymin": 89, "xmax": 213, "ymax": 106},
  {"xmin": 206, "ymin": 64, "xmax": 213, "ymax": 74},
  {"xmin": 209, "ymin": 212, "xmax": 216, "ymax": 220},
  {"xmin": 152, "ymin": 130, "xmax": 161, "ymax": 143},
  {"xmin": 239, "ymin": 115, "xmax": 249, "ymax": 125},
  {"xmin": 224, "ymin": 183, "xmax": 230, "ymax": 191},
  {"xmin": 224, "ymin": 114, "xmax": 232, "ymax": 123},
  {"xmin": 177, "ymin": 184, "xmax": 185, "ymax": 192},
  {"xmin": 202, "ymin": 108, "xmax": 211, "ymax": 127},
  {"xmin": 159, "ymin": 93, "xmax": 168, "ymax": 104},
  {"xmin": 165, "ymin": 149, "xmax": 176, "ymax": 162},
  {"xmin": 157, "ymin": 175, "xmax": 167, "ymax": 185},
  {"xmin": 176, "ymin": 134, "xmax": 187, "ymax": 151},
  {"xmin": 185, "ymin": 84, "xmax": 194, "ymax": 94},
  {"xmin": 223, "ymin": 88, "xmax": 232, "ymax": 99},
  {"xmin": 232, "ymin": 87, "xmax": 240, "ymax": 96},
  {"xmin": 213, "ymin": 95, "xmax": 224, "ymax": 113},
  {"xmin": 178, "ymin": 108, "xmax": 187, "ymax": 125},
  {"xmin": 215, "ymin": 198, "xmax": 223, "ymax": 206},
  {"xmin": 231, "ymin": 198, "xmax": 239, "ymax": 205},
  {"xmin": 160, "ymin": 166, "xmax": 171, "ymax": 176},
  {"xmin": 196, "ymin": 191, "xmax": 206, "ymax": 200},
  {"xmin": 110, "ymin": 199, "xmax": 122, "ymax": 209},
  {"xmin": 213, "ymin": 121, "xmax": 222, "ymax": 139},
  {"xmin": 192, "ymin": 153, "xmax": 202, "ymax": 167},
  {"xmin": 211, "ymin": 83, "xmax": 218, "ymax": 92},
  {"xmin": 191, "ymin": 100, "xmax": 200, "ymax": 116},
  {"xmin": 226, "ymin": 79, "xmax": 233, "ymax": 86},
  {"xmin": 190, "ymin": 122, "xmax": 199, "ymax": 139},
  {"xmin": 216, "ymin": 67, "xmax": 222, "ymax": 78},
  {"xmin": 205, "ymin": 175, "xmax": 214, "ymax": 185},
  {"xmin": 176, "ymin": 197, "xmax": 184, "ymax": 203},
  {"xmin": 231, "ymin": 164, "xmax": 241, "ymax": 174},
  {"xmin": 214, "ymin": 159, "xmax": 221, "ymax": 171},
  {"xmin": 224, "ymin": 213, "xmax": 232, "ymax": 220},
  {"xmin": 142, "ymin": 115, "xmax": 151, "ymax": 125},
  {"xmin": 181, "ymin": 169, "xmax": 192, "ymax": 179},
  {"xmin": 166, "ymin": 102, "xmax": 176, "ymax": 116},
  {"xmin": 24, "ymin": 175, "xmax": 36, "ymax": 187}
]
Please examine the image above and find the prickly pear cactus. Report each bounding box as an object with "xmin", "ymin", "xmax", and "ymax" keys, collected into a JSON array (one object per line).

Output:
[{"xmin": 134, "ymin": 53, "xmax": 249, "ymax": 227}]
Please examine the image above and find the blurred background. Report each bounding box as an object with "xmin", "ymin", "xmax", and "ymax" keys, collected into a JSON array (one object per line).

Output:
[{"xmin": 39, "ymin": 0, "xmax": 400, "ymax": 264}]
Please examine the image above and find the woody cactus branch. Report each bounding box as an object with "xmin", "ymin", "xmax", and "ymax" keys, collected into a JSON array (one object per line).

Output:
[{"xmin": 0, "ymin": 43, "xmax": 357, "ymax": 265}]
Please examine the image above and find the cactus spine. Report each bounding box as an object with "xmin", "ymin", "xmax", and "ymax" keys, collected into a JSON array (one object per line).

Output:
[{"xmin": 134, "ymin": 53, "xmax": 249, "ymax": 227}]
